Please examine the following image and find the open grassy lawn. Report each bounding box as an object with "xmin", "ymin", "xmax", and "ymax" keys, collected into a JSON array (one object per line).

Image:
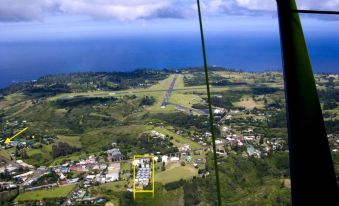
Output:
[
  {"xmin": 27, "ymin": 144, "xmax": 53, "ymax": 156},
  {"xmin": 80, "ymin": 124, "xmax": 152, "ymax": 153},
  {"xmin": 7, "ymin": 101, "xmax": 33, "ymax": 118},
  {"xmin": 0, "ymin": 93, "xmax": 29, "ymax": 109},
  {"xmin": 98, "ymin": 180, "xmax": 128, "ymax": 192},
  {"xmin": 147, "ymin": 74, "xmax": 175, "ymax": 91},
  {"xmin": 174, "ymin": 74, "xmax": 185, "ymax": 89},
  {"xmin": 121, "ymin": 162, "xmax": 131, "ymax": 171},
  {"xmin": 26, "ymin": 144, "xmax": 53, "ymax": 165},
  {"xmin": 15, "ymin": 184, "xmax": 75, "ymax": 202},
  {"xmin": 215, "ymin": 71, "xmax": 255, "ymax": 83},
  {"xmin": 57, "ymin": 135, "xmax": 81, "ymax": 147},
  {"xmin": 170, "ymin": 91, "xmax": 203, "ymax": 108},
  {"xmin": 135, "ymin": 184, "xmax": 184, "ymax": 206},
  {"xmin": 0, "ymin": 149, "xmax": 12, "ymax": 159},
  {"xmin": 153, "ymin": 127, "xmax": 202, "ymax": 149},
  {"xmin": 24, "ymin": 135, "xmax": 85, "ymax": 166},
  {"xmin": 155, "ymin": 163, "xmax": 198, "ymax": 184},
  {"xmin": 144, "ymin": 92, "xmax": 175, "ymax": 113},
  {"xmin": 234, "ymin": 95, "xmax": 264, "ymax": 109}
]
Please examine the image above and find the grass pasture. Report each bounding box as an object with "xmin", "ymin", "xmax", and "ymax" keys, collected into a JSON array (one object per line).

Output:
[
  {"xmin": 15, "ymin": 184, "xmax": 75, "ymax": 202},
  {"xmin": 153, "ymin": 127, "xmax": 202, "ymax": 149},
  {"xmin": 155, "ymin": 163, "xmax": 198, "ymax": 184},
  {"xmin": 98, "ymin": 180, "xmax": 128, "ymax": 192},
  {"xmin": 234, "ymin": 95, "xmax": 264, "ymax": 109},
  {"xmin": 170, "ymin": 91, "xmax": 203, "ymax": 108}
]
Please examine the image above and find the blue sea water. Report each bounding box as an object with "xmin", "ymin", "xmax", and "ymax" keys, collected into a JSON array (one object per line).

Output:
[{"xmin": 0, "ymin": 33, "xmax": 338, "ymax": 88}]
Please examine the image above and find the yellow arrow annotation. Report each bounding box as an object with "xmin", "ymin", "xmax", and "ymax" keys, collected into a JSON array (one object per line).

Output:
[{"xmin": 4, "ymin": 127, "xmax": 29, "ymax": 144}]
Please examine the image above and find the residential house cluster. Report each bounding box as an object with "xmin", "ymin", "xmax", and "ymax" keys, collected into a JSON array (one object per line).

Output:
[{"xmin": 134, "ymin": 158, "xmax": 152, "ymax": 188}]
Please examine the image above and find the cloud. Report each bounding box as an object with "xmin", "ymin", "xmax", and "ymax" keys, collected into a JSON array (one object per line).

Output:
[
  {"xmin": 0, "ymin": 0, "xmax": 180, "ymax": 22},
  {"xmin": 235, "ymin": 0, "xmax": 275, "ymax": 11},
  {"xmin": 0, "ymin": 0, "xmax": 56, "ymax": 22},
  {"xmin": 58, "ymin": 0, "xmax": 173, "ymax": 21},
  {"xmin": 0, "ymin": 0, "xmax": 338, "ymax": 22}
]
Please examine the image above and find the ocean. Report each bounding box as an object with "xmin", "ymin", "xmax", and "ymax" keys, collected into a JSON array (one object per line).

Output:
[{"xmin": 0, "ymin": 33, "xmax": 338, "ymax": 88}]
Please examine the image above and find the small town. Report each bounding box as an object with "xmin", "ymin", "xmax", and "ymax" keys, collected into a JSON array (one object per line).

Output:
[
  {"xmin": 0, "ymin": 70, "xmax": 338, "ymax": 205},
  {"xmin": 2, "ymin": 107, "xmax": 338, "ymax": 205}
]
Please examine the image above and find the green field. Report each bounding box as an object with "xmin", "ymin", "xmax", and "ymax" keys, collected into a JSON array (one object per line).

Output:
[
  {"xmin": 234, "ymin": 95, "xmax": 264, "ymax": 109},
  {"xmin": 155, "ymin": 163, "xmax": 198, "ymax": 184},
  {"xmin": 15, "ymin": 184, "xmax": 75, "ymax": 202},
  {"xmin": 0, "ymin": 149, "xmax": 12, "ymax": 159},
  {"xmin": 170, "ymin": 91, "xmax": 204, "ymax": 108},
  {"xmin": 98, "ymin": 180, "xmax": 128, "ymax": 192},
  {"xmin": 153, "ymin": 127, "xmax": 202, "ymax": 149},
  {"xmin": 56, "ymin": 135, "xmax": 81, "ymax": 147},
  {"xmin": 134, "ymin": 184, "xmax": 184, "ymax": 206}
]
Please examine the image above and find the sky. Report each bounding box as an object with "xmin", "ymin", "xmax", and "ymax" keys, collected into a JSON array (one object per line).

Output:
[{"xmin": 0, "ymin": 0, "xmax": 339, "ymax": 41}]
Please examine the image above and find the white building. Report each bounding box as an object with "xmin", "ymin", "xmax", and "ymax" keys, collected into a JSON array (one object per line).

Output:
[
  {"xmin": 106, "ymin": 163, "xmax": 120, "ymax": 182},
  {"xmin": 161, "ymin": 155, "xmax": 168, "ymax": 163},
  {"xmin": 170, "ymin": 157, "xmax": 179, "ymax": 162}
]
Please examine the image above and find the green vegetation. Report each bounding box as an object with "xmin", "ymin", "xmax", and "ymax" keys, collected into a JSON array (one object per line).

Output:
[
  {"xmin": 51, "ymin": 142, "xmax": 80, "ymax": 158},
  {"xmin": 184, "ymin": 153, "xmax": 290, "ymax": 206},
  {"xmin": 32, "ymin": 172, "xmax": 59, "ymax": 187},
  {"xmin": 155, "ymin": 163, "xmax": 198, "ymax": 184},
  {"xmin": 154, "ymin": 127, "xmax": 202, "ymax": 149},
  {"xmin": 139, "ymin": 95, "xmax": 156, "ymax": 106},
  {"xmin": 15, "ymin": 185, "xmax": 75, "ymax": 202},
  {"xmin": 0, "ymin": 69, "xmax": 337, "ymax": 205}
]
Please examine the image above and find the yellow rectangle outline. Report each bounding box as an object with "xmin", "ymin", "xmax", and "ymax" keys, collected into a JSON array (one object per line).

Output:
[{"xmin": 133, "ymin": 154, "xmax": 155, "ymax": 199}]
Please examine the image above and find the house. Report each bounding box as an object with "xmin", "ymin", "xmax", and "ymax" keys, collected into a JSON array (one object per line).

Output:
[
  {"xmin": 179, "ymin": 144, "xmax": 191, "ymax": 152},
  {"xmin": 213, "ymin": 108, "xmax": 225, "ymax": 116},
  {"xmin": 36, "ymin": 166, "xmax": 48, "ymax": 174},
  {"xmin": 6, "ymin": 164, "xmax": 19, "ymax": 175},
  {"xmin": 70, "ymin": 165, "xmax": 87, "ymax": 172},
  {"xmin": 0, "ymin": 166, "xmax": 5, "ymax": 174},
  {"xmin": 205, "ymin": 132, "xmax": 212, "ymax": 137},
  {"xmin": 244, "ymin": 136, "xmax": 255, "ymax": 141},
  {"xmin": 67, "ymin": 178, "xmax": 79, "ymax": 184},
  {"xmin": 0, "ymin": 182, "xmax": 17, "ymax": 190},
  {"xmin": 16, "ymin": 160, "xmax": 34, "ymax": 169},
  {"xmin": 13, "ymin": 171, "xmax": 34, "ymax": 181},
  {"xmin": 106, "ymin": 148, "xmax": 125, "ymax": 162},
  {"xmin": 161, "ymin": 155, "xmax": 168, "ymax": 163},
  {"xmin": 215, "ymin": 139, "xmax": 224, "ymax": 145},
  {"xmin": 59, "ymin": 173, "xmax": 67, "ymax": 185},
  {"xmin": 135, "ymin": 167, "xmax": 151, "ymax": 186},
  {"xmin": 153, "ymin": 156, "xmax": 159, "ymax": 162},
  {"xmin": 60, "ymin": 166, "xmax": 70, "ymax": 173},
  {"xmin": 86, "ymin": 175, "xmax": 96, "ymax": 181},
  {"xmin": 106, "ymin": 163, "xmax": 120, "ymax": 182},
  {"xmin": 247, "ymin": 145, "xmax": 261, "ymax": 158},
  {"xmin": 195, "ymin": 158, "xmax": 204, "ymax": 164},
  {"xmin": 170, "ymin": 157, "xmax": 179, "ymax": 162},
  {"xmin": 185, "ymin": 156, "xmax": 192, "ymax": 162},
  {"xmin": 225, "ymin": 115, "xmax": 232, "ymax": 120},
  {"xmin": 150, "ymin": 130, "xmax": 165, "ymax": 138}
]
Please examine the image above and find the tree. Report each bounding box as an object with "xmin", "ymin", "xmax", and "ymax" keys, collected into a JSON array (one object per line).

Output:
[{"xmin": 51, "ymin": 142, "xmax": 79, "ymax": 158}]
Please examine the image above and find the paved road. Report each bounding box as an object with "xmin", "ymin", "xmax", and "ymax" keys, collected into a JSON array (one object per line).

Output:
[
  {"xmin": 161, "ymin": 74, "xmax": 178, "ymax": 107},
  {"xmin": 153, "ymin": 74, "xmax": 208, "ymax": 115}
]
